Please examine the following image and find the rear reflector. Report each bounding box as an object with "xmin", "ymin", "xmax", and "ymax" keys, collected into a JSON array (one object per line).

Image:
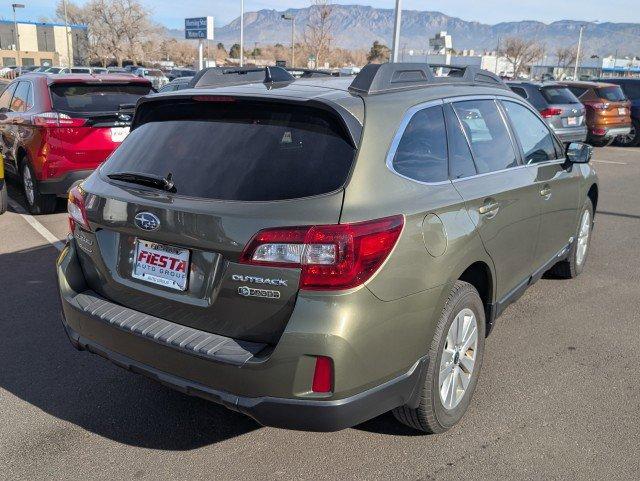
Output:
[
  {"xmin": 240, "ymin": 215, "xmax": 404, "ymax": 290},
  {"xmin": 312, "ymin": 356, "xmax": 333, "ymax": 393}
]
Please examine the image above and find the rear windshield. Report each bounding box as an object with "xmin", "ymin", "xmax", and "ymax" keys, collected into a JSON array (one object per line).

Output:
[
  {"xmin": 541, "ymin": 86, "xmax": 580, "ymax": 104},
  {"xmin": 101, "ymin": 101, "xmax": 356, "ymax": 201},
  {"xmin": 596, "ymin": 86, "xmax": 627, "ymax": 102},
  {"xmin": 50, "ymin": 83, "xmax": 152, "ymax": 113}
]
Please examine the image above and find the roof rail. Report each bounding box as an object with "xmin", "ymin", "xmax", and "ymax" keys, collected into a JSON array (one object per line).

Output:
[
  {"xmin": 348, "ymin": 63, "xmax": 506, "ymax": 95},
  {"xmin": 190, "ymin": 66, "xmax": 295, "ymax": 88}
]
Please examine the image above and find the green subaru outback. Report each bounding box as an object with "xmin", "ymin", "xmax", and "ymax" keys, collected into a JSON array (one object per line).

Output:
[{"xmin": 57, "ymin": 64, "xmax": 598, "ymax": 432}]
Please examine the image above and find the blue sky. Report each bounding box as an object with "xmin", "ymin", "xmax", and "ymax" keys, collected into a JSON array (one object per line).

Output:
[{"xmin": 2, "ymin": 0, "xmax": 638, "ymax": 29}]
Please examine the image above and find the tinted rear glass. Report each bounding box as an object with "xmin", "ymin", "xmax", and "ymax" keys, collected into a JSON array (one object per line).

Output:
[
  {"xmin": 102, "ymin": 101, "xmax": 356, "ymax": 201},
  {"xmin": 597, "ymin": 86, "xmax": 626, "ymax": 102},
  {"xmin": 50, "ymin": 84, "xmax": 152, "ymax": 113},
  {"xmin": 541, "ymin": 86, "xmax": 580, "ymax": 104}
]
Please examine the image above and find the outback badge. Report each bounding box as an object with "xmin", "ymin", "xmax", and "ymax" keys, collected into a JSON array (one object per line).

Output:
[{"xmin": 238, "ymin": 285, "xmax": 281, "ymax": 299}]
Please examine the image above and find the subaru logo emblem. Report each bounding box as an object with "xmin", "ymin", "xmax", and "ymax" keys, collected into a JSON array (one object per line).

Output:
[
  {"xmin": 118, "ymin": 113, "xmax": 132, "ymax": 122},
  {"xmin": 134, "ymin": 212, "xmax": 160, "ymax": 231}
]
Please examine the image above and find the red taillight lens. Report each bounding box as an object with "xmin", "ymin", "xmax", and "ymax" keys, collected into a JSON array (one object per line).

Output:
[
  {"xmin": 589, "ymin": 102, "xmax": 609, "ymax": 111},
  {"xmin": 540, "ymin": 108, "xmax": 562, "ymax": 118},
  {"xmin": 312, "ymin": 356, "xmax": 333, "ymax": 393},
  {"xmin": 240, "ymin": 215, "xmax": 404, "ymax": 290},
  {"xmin": 68, "ymin": 184, "xmax": 89, "ymax": 232},
  {"xmin": 33, "ymin": 112, "xmax": 87, "ymax": 128}
]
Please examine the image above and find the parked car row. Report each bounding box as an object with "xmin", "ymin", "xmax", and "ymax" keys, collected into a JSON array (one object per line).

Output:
[
  {"xmin": 507, "ymin": 79, "xmax": 637, "ymax": 148},
  {"xmin": 0, "ymin": 73, "xmax": 153, "ymax": 213}
]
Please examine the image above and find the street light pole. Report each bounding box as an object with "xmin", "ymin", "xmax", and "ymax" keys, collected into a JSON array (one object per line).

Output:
[
  {"xmin": 391, "ymin": 0, "xmax": 402, "ymax": 63},
  {"xmin": 281, "ymin": 13, "xmax": 295, "ymax": 68},
  {"xmin": 63, "ymin": 0, "xmax": 72, "ymax": 67},
  {"xmin": 240, "ymin": 0, "xmax": 244, "ymax": 67},
  {"xmin": 573, "ymin": 24, "xmax": 585, "ymax": 80},
  {"xmin": 12, "ymin": 4, "xmax": 25, "ymax": 68}
]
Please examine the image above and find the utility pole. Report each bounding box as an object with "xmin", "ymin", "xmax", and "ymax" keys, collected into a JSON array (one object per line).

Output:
[
  {"xmin": 281, "ymin": 14, "xmax": 295, "ymax": 68},
  {"xmin": 11, "ymin": 4, "xmax": 25, "ymax": 68},
  {"xmin": 240, "ymin": 0, "xmax": 244, "ymax": 67},
  {"xmin": 62, "ymin": 0, "xmax": 73, "ymax": 67},
  {"xmin": 573, "ymin": 24, "xmax": 585, "ymax": 80},
  {"xmin": 494, "ymin": 36, "xmax": 501, "ymax": 74},
  {"xmin": 391, "ymin": 0, "xmax": 402, "ymax": 63}
]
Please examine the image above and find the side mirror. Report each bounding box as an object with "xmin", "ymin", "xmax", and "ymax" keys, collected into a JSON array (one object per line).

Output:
[{"xmin": 566, "ymin": 142, "xmax": 593, "ymax": 164}]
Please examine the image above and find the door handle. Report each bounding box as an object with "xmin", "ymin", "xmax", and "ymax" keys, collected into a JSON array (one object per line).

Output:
[{"xmin": 479, "ymin": 201, "xmax": 500, "ymax": 217}]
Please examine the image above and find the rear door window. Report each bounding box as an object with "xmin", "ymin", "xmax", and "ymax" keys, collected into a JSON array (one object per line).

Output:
[
  {"xmin": 10, "ymin": 81, "xmax": 32, "ymax": 112},
  {"xmin": 502, "ymin": 101, "xmax": 557, "ymax": 164},
  {"xmin": 541, "ymin": 86, "xmax": 580, "ymax": 104},
  {"xmin": 444, "ymin": 104, "xmax": 476, "ymax": 179},
  {"xmin": 49, "ymin": 83, "xmax": 152, "ymax": 113},
  {"xmin": 392, "ymin": 105, "xmax": 448, "ymax": 183},
  {"xmin": 102, "ymin": 101, "xmax": 356, "ymax": 201},
  {"xmin": 452, "ymin": 99, "xmax": 518, "ymax": 174},
  {"xmin": 596, "ymin": 86, "xmax": 627, "ymax": 102},
  {"xmin": 0, "ymin": 83, "xmax": 17, "ymax": 110},
  {"xmin": 510, "ymin": 86, "xmax": 528, "ymax": 99}
]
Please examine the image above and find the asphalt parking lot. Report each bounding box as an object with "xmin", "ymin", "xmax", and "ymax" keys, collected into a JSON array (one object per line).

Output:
[{"xmin": 1, "ymin": 146, "xmax": 639, "ymax": 480}]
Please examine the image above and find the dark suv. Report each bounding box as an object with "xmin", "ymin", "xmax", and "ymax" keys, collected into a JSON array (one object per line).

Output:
[
  {"xmin": 507, "ymin": 81, "xmax": 587, "ymax": 143},
  {"xmin": 57, "ymin": 65, "xmax": 598, "ymax": 433}
]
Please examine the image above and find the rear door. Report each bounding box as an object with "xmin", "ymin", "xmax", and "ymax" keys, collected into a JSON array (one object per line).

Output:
[
  {"xmin": 500, "ymin": 99, "xmax": 581, "ymax": 271},
  {"xmin": 47, "ymin": 81, "xmax": 152, "ymax": 168},
  {"xmin": 76, "ymin": 97, "xmax": 361, "ymax": 344},
  {"xmin": 448, "ymin": 98, "xmax": 541, "ymax": 303}
]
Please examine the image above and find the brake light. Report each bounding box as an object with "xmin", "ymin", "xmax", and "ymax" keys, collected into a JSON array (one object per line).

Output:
[
  {"xmin": 192, "ymin": 95, "xmax": 236, "ymax": 103},
  {"xmin": 32, "ymin": 112, "xmax": 87, "ymax": 127},
  {"xmin": 240, "ymin": 215, "xmax": 404, "ymax": 290},
  {"xmin": 68, "ymin": 184, "xmax": 89, "ymax": 232},
  {"xmin": 540, "ymin": 108, "xmax": 562, "ymax": 118},
  {"xmin": 312, "ymin": 356, "xmax": 333, "ymax": 393}
]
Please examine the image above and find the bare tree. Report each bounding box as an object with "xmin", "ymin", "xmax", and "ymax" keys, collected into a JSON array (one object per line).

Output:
[
  {"xmin": 500, "ymin": 37, "xmax": 544, "ymax": 78},
  {"xmin": 556, "ymin": 46, "xmax": 577, "ymax": 68},
  {"xmin": 303, "ymin": 1, "xmax": 333, "ymax": 68}
]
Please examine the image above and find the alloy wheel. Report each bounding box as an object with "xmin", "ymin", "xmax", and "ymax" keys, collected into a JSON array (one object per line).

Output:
[
  {"xmin": 576, "ymin": 209, "xmax": 591, "ymax": 267},
  {"xmin": 439, "ymin": 307, "xmax": 478, "ymax": 410},
  {"xmin": 23, "ymin": 165, "xmax": 35, "ymax": 206}
]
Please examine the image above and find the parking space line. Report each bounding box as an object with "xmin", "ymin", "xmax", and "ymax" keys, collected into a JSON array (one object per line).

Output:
[
  {"xmin": 7, "ymin": 197, "xmax": 64, "ymax": 252},
  {"xmin": 593, "ymin": 160, "xmax": 627, "ymax": 165}
]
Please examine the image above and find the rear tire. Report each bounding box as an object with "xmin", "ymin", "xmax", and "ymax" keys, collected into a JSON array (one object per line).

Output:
[
  {"xmin": 547, "ymin": 199, "xmax": 594, "ymax": 279},
  {"xmin": 21, "ymin": 160, "xmax": 56, "ymax": 215},
  {"xmin": 0, "ymin": 181, "xmax": 7, "ymax": 214},
  {"xmin": 393, "ymin": 281, "xmax": 485, "ymax": 433},
  {"xmin": 613, "ymin": 119, "xmax": 640, "ymax": 147}
]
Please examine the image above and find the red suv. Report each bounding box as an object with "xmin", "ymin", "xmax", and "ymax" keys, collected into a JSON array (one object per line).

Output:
[{"xmin": 0, "ymin": 74, "xmax": 153, "ymax": 213}]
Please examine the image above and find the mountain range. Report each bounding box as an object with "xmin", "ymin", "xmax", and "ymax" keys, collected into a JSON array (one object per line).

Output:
[{"xmin": 169, "ymin": 4, "xmax": 640, "ymax": 57}]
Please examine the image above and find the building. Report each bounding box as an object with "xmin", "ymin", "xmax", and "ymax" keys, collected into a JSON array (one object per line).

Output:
[
  {"xmin": 531, "ymin": 56, "xmax": 640, "ymax": 80},
  {"xmin": 0, "ymin": 20, "xmax": 88, "ymax": 68}
]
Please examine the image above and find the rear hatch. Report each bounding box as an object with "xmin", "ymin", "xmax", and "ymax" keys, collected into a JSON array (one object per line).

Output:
[
  {"xmin": 43, "ymin": 81, "xmax": 153, "ymax": 168},
  {"xmin": 585, "ymin": 85, "xmax": 631, "ymax": 128},
  {"xmin": 539, "ymin": 85, "xmax": 586, "ymax": 129},
  {"xmin": 74, "ymin": 96, "xmax": 360, "ymax": 344}
]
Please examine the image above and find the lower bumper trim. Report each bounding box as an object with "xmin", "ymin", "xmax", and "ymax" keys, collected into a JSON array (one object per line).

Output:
[{"xmin": 63, "ymin": 321, "xmax": 428, "ymax": 432}]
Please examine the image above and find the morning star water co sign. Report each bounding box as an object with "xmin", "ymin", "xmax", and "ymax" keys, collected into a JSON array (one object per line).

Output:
[{"xmin": 185, "ymin": 17, "xmax": 214, "ymax": 40}]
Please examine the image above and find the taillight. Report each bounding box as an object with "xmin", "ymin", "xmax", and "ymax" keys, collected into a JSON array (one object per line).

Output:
[
  {"xmin": 32, "ymin": 112, "xmax": 87, "ymax": 127},
  {"xmin": 240, "ymin": 215, "xmax": 404, "ymax": 290},
  {"xmin": 540, "ymin": 108, "xmax": 562, "ymax": 118},
  {"xmin": 68, "ymin": 184, "xmax": 89, "ymax": 232},
  {"xmin": 312, "ymin": 356, "xmax": 333, "ymax": 393}
]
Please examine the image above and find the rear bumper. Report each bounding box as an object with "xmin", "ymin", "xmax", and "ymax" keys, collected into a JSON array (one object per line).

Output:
[
  {"xmin": 40, "ymin": 169, "xmax": 94, "ymax": 196},
  {"xmin": 57, "ymin": 240, "xmax": 434, "ymax": 431},
  {"xmin": 589, "ymin": 126, "xmax": 632, "ymax": 139},
  {"xmin": 553, "ymin": 126, "xmax": 588, "ymax": 143}
]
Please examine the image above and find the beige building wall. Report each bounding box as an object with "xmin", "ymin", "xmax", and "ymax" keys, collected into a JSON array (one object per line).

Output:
[
  {"xmin": 52, "ymin": 25, "xmax": 73, "ymax": 67},
  {"xmin": 17, "ymin": 23, "xmax": 38, "ymax": 52}
]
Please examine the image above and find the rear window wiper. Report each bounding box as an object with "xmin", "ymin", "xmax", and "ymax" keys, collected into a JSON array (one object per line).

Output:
[{"xmin": 107, "ymin": 172, "xmax": 176, "ymax": 193}]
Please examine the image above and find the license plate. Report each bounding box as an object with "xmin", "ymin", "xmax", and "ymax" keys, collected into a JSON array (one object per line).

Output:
[
  {"xmin": 618, "ymin": 108, "xmax": 627, "ymax": 116},
  {"xmin": 110, "ymin": 126, "xmax": 130, "ymax": 143},
  {"xmin": 567, "ymin": 116, "xmax": 578, "ymax": 126},
  {"xmin": 132, "ymin": 239, "xmax": 189, "ymax": 291}
]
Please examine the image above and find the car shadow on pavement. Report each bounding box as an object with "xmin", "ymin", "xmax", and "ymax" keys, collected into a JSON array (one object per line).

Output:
[{"xmin": 0, "ymin": 244, "xmax": 261, "ymax": 450}]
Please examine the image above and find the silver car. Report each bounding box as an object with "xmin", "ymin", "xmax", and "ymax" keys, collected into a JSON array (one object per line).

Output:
[
  {"xmin": 133, "ymin": 68, "xmax": 168, "ymax": 90},
  {"xmin": 508, "ymin": 81, "xmax": 587, "ymax": 144}
]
